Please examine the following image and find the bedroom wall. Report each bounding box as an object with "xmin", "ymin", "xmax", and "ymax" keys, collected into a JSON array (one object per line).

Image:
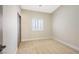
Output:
[
  {"xmin": 52, "ymin": 6, "xmax": 79, "ymax": 51},
  {"xmin": 21, "ymin": 10, "xmax": 52, "ymax": 41}
]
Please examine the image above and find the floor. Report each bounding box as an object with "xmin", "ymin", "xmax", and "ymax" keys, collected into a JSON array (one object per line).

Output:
[{"xmin": 17, "ymin": 39, "xmax": 79, "ymax": 54}]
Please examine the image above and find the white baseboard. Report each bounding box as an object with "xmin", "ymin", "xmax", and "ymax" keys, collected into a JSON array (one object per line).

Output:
[
  {"xmin": 52, "ymin": 36, "xmax": 79, "ymax": 51},
  {"xmin": 22, "ymin": 37, "xmax": 52, "ymax": 42},
  {"xmin": 21, "ymin": 36, "xmax": 79, "ymax": 51}
]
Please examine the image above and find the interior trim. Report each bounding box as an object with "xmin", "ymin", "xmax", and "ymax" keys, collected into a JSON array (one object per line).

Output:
[{"xmin": 52, "ymin": 36, "xmax": 79, "ymax": 52}]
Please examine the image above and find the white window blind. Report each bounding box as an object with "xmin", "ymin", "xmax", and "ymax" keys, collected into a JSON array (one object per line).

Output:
[{"xmin": 32, "ymin": 18, "xmax": 44, "ymax": 31}]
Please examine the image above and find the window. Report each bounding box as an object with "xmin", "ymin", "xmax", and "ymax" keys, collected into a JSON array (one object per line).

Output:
[{"xmin": 32, "ymin": 17, "xmax": 44, "ymax": 31}]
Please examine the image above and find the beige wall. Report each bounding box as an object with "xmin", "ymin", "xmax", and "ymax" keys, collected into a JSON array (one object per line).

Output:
[
  {"xmin": 21, "ymin": 10, "xmax": 52, "ymax": 41},
  {"xmin": 52, "ymin": 6, "xmax": 79, "ymax": 51}
]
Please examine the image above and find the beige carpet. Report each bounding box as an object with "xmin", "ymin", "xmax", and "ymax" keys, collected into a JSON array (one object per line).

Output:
[{"xmin": 17, "ymin": 39, "xmax": 79, "ymax": 54}]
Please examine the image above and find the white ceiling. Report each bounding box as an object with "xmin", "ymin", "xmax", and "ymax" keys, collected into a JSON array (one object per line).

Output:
[{"xmin": 21, "ymin": 5, "xmax": 60, "ymax": 13}]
